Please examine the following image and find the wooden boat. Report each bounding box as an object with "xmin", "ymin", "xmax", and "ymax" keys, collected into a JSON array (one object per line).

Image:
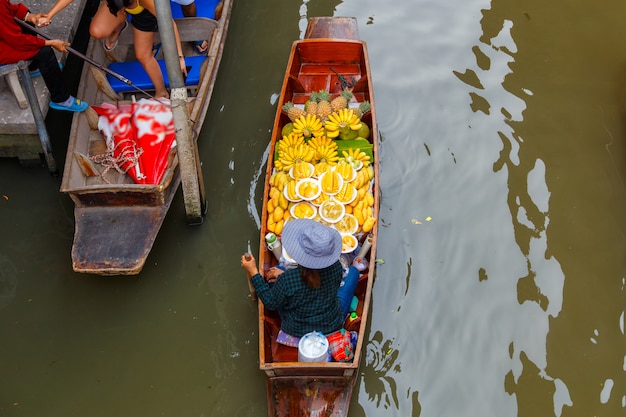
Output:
[
  {"xmin": 59, "ymin": 0, "xmax": 233, "ymax": 275},
  {"xmin": 256, "ymin": 17, "xmax": 378, "ymax": 417}
]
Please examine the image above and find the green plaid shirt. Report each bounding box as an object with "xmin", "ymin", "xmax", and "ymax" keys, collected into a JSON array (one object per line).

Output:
[{"xmin": 251, "ymin": 261, "xmax": 344, "ymax": 337}]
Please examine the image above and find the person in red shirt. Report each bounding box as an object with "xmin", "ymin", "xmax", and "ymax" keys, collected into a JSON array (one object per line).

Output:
[{"xmin": 0, "ymin": 0, "xmax": 87, "ymax": 112}]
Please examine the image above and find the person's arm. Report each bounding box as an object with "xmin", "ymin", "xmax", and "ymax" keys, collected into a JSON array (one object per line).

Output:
[{"xmin": 38, "ymin": 0, "xmax": 73, "ymax": 27}]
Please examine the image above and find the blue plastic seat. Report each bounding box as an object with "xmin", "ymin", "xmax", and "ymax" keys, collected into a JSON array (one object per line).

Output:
[{"xmin": 107, "ymin": 55, "xmax": 207, "ymax": 93}]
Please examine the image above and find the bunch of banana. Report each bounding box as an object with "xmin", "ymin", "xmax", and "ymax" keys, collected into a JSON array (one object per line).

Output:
[
  {"xmin": 314, "ymin": 145, "xmax": 339, "ymax": 165},
  {"xmin": 275, "ymin": 143, "xmax": 315, "ymax": 172},
  {"xmin": 324, "ymin": 109, "xmax": 362, "ymax": 139},
  {"xmin": 292, "ymin": 114, "xmax": 325, "ymax": 139},
  {"xmin": 341, "ymin": 147, "xmax": 371, "ymax": 168},
  {"xmin": 307, "ymin": 135, "xmax": 337, "ymax": 151},
  {"xmin": 277, "ymin": 132, "xmax": 305, "ymax": 154},
  {"xmin": 269, "ymin": 170, "xmax": 290, "ymax": 191}
]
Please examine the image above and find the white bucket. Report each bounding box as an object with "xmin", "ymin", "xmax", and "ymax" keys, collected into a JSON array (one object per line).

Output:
[{"xmin": 298, "ymin": 331, "xmax": 330, "ymax": 362}]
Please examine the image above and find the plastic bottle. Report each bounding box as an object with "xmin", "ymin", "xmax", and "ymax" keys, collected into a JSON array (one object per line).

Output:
[
  {"xmin": 265, "ymin": 232, "xmax": 283, "ymax": 260},
  {"xmin": 357, "ymin": 233, "xmax": 373, "ymax": 259},
  {"xmin": 346, "ymin": 311, "xmax": 361, "ymax": 331}
]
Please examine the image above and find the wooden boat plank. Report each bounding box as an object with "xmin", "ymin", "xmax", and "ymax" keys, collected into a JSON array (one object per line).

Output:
[
  {"xmin": 71, "ymin": 204, "xmax": 171, "ymax": 275},
  {"xmin": 303, "ymin": 17, "xmax": 359, "ymax": 40},
  {"xmin": 267, "ymin": 376, "xmax": 355, "ymax": 417}
]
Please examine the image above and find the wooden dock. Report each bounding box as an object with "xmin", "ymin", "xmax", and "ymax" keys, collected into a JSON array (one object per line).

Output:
[{"xmin": 0, "ymin": 0, "xmax": 87, "ymax": 166}]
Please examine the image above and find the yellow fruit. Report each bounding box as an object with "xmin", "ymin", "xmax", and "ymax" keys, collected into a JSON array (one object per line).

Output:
[
  {"xmin": 291, "ymin": 161, "xmax": 313, "ymax": 179},
  {"xmin": 292, "ymin": 202, "xmax": 316, "ymax": 219},
  {"xmin": 319, "ymin": 199, "xmax": 345, "ymax": 222},
  {"xmin": 365, "ymin": 191, "xmax": 375, "ymax": 207},
  {"xmin": 278, "ymin": 192, "xmax": 289, "ymax": 210},
  {"xmin": 335, "ymin": 161, "xmax": 355, "ymax": 182},
  {"xmin": 286, "ymin": 179, "xmax": 299, "ymax": 201},
  {"xmin": 292, "ymin": 114, "xmax": 325, "ymax": 139},
  {"xmin": 297, "ymin": 179, "xmax": 320, "ymax": 199},
  {"xmin": 273, "ymin": 206, "xmax": 284, "ymax": 223},
  {"xmin": 274, "ymin": 219, "xmax": 284, "ymax": 235},
  {"xmin": 321, "ymin": 170, "xmax": 343, "ymax": 195},
  {"xmin": 269, "ymin": 187, "xmax": 279, "ymax": 199},
  {"xmin": 335, "ymin": 214, "xmax": 359, "ymax": 234},
  {"xmin": 267, "ymin": 199, "xmax": 275, "ymax": 213},
  {"xmin": 311, "ymin": 191, "xmax": 330, "ymax": 206},
  {"xmin": 362, "ymin": 216, "xmax": 376, "ymax": 233},
  {"xmin": 341, "ymin": 234, "xmax": 357, "ymax": 253},
  {"xmin": 335, "ymin": 183, "xmax": 357, "ymax": 204}
]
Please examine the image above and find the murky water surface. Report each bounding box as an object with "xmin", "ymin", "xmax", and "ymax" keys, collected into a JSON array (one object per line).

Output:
[{"xmin": 1, "ymin": 0, "xmax": 625, "ymax": 416}]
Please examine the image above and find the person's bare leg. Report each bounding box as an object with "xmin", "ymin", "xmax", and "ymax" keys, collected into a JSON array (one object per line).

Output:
[
  {"xmin": 90, "ymin": 1, "xmax": 126, "ymax": 47},
  {"xmin": 134, "ymin": 29, "xmax": 168, "ymax": 98}
]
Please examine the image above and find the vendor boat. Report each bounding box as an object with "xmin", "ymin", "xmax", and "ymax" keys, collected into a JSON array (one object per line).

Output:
[{"xmin": 256, "ymin": 16, "xmax": 379, "ymax": 417}]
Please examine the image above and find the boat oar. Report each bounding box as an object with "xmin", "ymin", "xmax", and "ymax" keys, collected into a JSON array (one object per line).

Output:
[{"xmin": 13, "ymin": 17, "xmax": 157, "ymax": 100}]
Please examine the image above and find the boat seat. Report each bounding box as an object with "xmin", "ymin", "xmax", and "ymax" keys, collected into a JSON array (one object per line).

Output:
[
  {"xmin": 107, "ymin": 55, "xmax": 207, "ymax": 92},
  {"xmin": 0, "ymin": 62, "xmax": 29, "ymax": 109},
  {"xmin": 106, "ymin": 13, "xmax": 219, "ymax": 93}
]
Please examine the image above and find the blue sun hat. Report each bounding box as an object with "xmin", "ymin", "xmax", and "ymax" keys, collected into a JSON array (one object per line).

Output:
[{"xmin": 281, "ymin": 219, "xmax": 342, "ymax": 269}]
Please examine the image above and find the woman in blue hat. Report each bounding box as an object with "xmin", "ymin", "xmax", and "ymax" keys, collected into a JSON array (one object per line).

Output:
[{"xmin": 241, "ymin": 219, "xmax": 359, "ymax": 338}]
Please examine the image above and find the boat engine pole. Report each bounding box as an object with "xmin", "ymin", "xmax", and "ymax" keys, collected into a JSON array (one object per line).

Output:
[{"xmin": 154, "ymin": 0, "xmax": 206, "ymax": 225}]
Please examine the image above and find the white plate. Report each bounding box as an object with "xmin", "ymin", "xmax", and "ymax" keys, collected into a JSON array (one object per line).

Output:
[
  {"xmin": 318, "ymin": 198, "xmax": 346, "ymax": 223},
  {"xmin": 290, "ymin": 201, "xmax": 317, "ymax": 219},
  {"xmin": 283, "ymin": 182, "xmax": 302, "ymax": 202},
  {"xmin": 340, "ymin": 233, "xmax": 358, "ymax": 254},
  {"xmin": 319, "ymin": 170, "xmax": 344, "ymax": 196},
  {"xmin": 333, "ymin": 213, "xmax": 359, "ymax": 234},
  {"xmin": 289, "ymin": 162, "xmax": 314, "ymax": 179},
  {"xmin": 296, "ymin": 178, "xmax": 322, "ymax": 201}
]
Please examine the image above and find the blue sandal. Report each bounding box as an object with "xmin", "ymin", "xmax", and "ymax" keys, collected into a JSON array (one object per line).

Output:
[{"xmin": 49, "ymin": 97, "xmax": 88, "ymax": 113}]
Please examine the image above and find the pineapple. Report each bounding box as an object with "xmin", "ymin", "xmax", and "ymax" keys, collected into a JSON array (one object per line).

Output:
[
  {"xmin": 316, "ymin": 89, "xmax": 332, "ymax": 121},
  {"xmin": 304, "ymin": 91, "xmax": 319, "ymax": 116},
  {"xmin": 330, "ymin": 88, "xmax": 353, "ymax": 112},
  {"xmin": 353, "ymin": 100, "xmax": 371, "ymax": 118},
  {"xmin": 282, "ymin": 101, "xmax": 305, "ymax": 122}
]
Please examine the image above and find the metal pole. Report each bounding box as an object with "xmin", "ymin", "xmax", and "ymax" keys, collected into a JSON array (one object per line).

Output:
[
  {"xmin": 17, "ymin": 60, "xmax": 57, "ymax": 174},
  {"xmin": 154, "ymin": 0, "xmax": 205, "ymax": 224}
]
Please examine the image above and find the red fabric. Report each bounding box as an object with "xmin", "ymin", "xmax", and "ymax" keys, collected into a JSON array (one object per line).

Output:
[
  {"xmin": 327, "ymin": 328, "xmax": 354, "ymax": 362},
  {"xmin": 0, "ymin": 0, "xmax": 46, "ymax": 65},
  {"xmin": 93, "ymin": 103, "xmax": 146, "ymax": 184},
  {"xmin": 132, "ymin": 99, "xmax": 176, "ymax": 185},
  {"xmin": 92, "ymin": 99, "xmax": 176, "ymax": 185}
]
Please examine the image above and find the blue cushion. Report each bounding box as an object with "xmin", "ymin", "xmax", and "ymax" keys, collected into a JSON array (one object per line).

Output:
[
  {"xmin": 107, "ymin": 55, "xmax": 207, "ymax": 92},
  {"xmin": 170, "ymin": 0, "xmax": 220, "ymax": 19}
]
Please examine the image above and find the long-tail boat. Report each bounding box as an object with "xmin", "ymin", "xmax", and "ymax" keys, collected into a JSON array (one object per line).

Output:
[
  {"xmin": 256, "ymin": 16, "xmax": 378, "ymax": 417},
  {"xmin": 59, "ymin": 0, "xmax": 233, "ymax": 275}
]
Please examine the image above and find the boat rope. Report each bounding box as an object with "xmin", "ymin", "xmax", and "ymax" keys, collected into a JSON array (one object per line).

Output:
[{"xmin": 90, "ymin": 139, "xmax": 144, "ymax": 184}]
